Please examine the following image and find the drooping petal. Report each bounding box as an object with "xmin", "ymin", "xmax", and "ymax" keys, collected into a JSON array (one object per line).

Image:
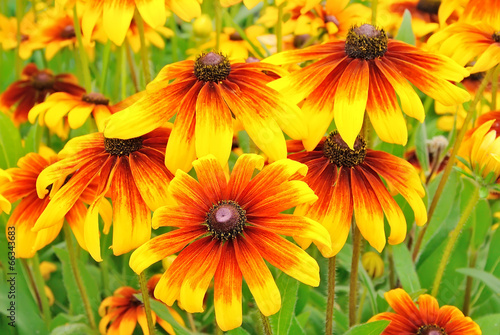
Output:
[
  {"xmin": 233, "ymin": 237, "xmax": 281, "ymax": 316},
  {"xmin": 110, "ymin": 159, "xmax": 151, "ymax": 256},
  {"xmin": 129, "ymin": 150, "xmax": 171, "ymax": 211},
  {"xmin": 67, "ymin": 103, "xmax": 96, "ymax": 129},
  {"xmin": 358, "ymin": 164, "xmax": 406, "ymax": 246},
  {"xmin": 103, "ymin": 0, "xmax": 135, "ymax": 45},
  {"xmin": 154, "ymin": 236, "xmax": 212, "ymax": 305},
  {"xmin": 65, "ymin": 200, "xmax": 88, "ymax": 251},
  {"xmin": 195, "ymin": 83, "xmax": 234, "ymax": 168},
  {"xmin": 366, "ymin": 63, "xmax": 408, "ymax": 146},
  {"xmin": 81, "ymin": 0, "xmax": 103, "ymax": 42},
  {"xmin": 135, "ymin": 0, "xmax": 166, "ymax": 29},
  {"xmin": 350, "ymin": 166, "xmax": 386, "ymax": 252},
  {"xmin": 179, "ymin": 239, "xmax": 222, "ymax": 313},
  {"xmin": 214, "ymin": 242, "xmax": 243, "ymax": 331},
  {"xmin": 245, "ymin": 227, "xmax": 320, "ymax": 286},
  {"xmin": 470, "ymin": 43, "xmax": 500, "ymax": 73},
  {"xmin": 333, "ymin": 59, "xmax": 370, "ymax": 149},
  {"xmin": 129, "ymin": 227, "xmax": 206, "ymax": 274},
  {"xmin": 164, "ymin": 81, "xmax": 203, "ymax": 173},
  {"xmin": 220, "ymin": 81, "xmax": 286, "ymax": 162}
]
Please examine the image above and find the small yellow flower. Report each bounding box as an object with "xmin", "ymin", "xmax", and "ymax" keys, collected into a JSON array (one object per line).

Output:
[{"xmin": 361, "ymin": 251, "xmax": 384, "ymax": 279}]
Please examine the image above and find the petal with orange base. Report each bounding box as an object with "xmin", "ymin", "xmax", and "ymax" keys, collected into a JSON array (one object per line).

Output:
[
  {"xmin": 214, "ymin": 242, "xmax": 243, "ymax": 331},
  {"xmin": 192, "ymin": 155, "xmax": 228, "ymax": 205},
  {"xmin": 226, "ymin": 154, "xmax": 265, "ymax": 200},
  {"xmin": 233, "ymin": 237, "xmax": 281, "ymax": 316}
]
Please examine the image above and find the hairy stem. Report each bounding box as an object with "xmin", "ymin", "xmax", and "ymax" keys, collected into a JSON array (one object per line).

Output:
[
  {"xmin": 139, "ymin": 271, "xmax": 156, "ymax": 335},
  {"xmin": 349, "ymin": 225, "xmax": 362, "ymax": 327},
  {"xmin": 325, "ymin": 256, "xmax": 337, "ymax": 335}
]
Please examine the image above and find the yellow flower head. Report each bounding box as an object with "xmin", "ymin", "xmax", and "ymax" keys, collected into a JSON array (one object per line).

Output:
[{"xmin": 362, "ymin": 251, "xmax": 384, "ymax": 279}]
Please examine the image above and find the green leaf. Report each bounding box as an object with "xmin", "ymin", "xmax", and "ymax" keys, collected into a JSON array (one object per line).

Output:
[
  {"xmin": 392, "ymin": 243, "xmax": 421, "ymax": 292},
  {"xmin": 226, "ymin": 327, "xmax": 252, "ymax": 335},
  {"xmin": 0, "ymin": 112, "xmax": 24, "ymax": 169},
  {"xmin": 359, "ymin": 264, "xmax": 378, "ymax": 315},
  {"xmin": 53, "ymin": 246, "xmax": 99, "ymax": 322},
  {"xmin": 474, "ymin": 314, "xmax": 500, "ymax": 335},
  {"xmin": 149, "ymin": 300, "xmax": 192, "ymax": 335},
  {"xmin": 50, "ymin": 323, "xmax": 93, "ymax": 335},
  {"xmin": 344, "ymin": 320, "xmax": 390, "ymax": 335},
  {"xmin": 269, "ymin": 274, "xmax": 299, "ymax": 335},
  {"xmin": 470, "ymin": 199, "xmax": 491, "ymax": 249},
  {"xmin": 395, "ymin": 9, "xmax": 416, "ymax": 46},
  {"xmin": 23, "ymin": 122, "xmax": 42, "ymax": 154},
  {"xmin": 288, "ymin": 316, "xmax": 306, "ymax": 335},
  {"xmin": 456, "ymin": 268, "xmax": 500, "ymax": 294},
  {"xmin": 415, "ymin": 122, "xmax": 429, "ymax": 172}
]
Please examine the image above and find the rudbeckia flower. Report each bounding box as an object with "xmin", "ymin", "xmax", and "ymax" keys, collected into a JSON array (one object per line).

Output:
[
  {"xmin": 104, "ymin": 51, "xmax": 306, "ymax": 173},
  {"xmin": 315, "ymin": 0, "xmax": 371, "ymax": 39},
  {"xmin": 129, "ymin": 154, "xmax": 331, "ymax": 331},
  {"xmin": 0, "ymin": 13, "xmax": 44, "ymax": 59},
  {"xmin": 99, "ymin": 274, "xmax": 184, "ymax": 335},
  {"xmin": 0, "ymin": 63, "xmax": 85, "ymax": 125},
  {"xmin": 458, "ymin": 114, "xmax": 500, "ymax": 182},
  {"xmin": 32, "ymin": 127, "xmax": 174, "ymax": 261},
  {"xmin": 369, "ymin": 288, "xmax": 481, "ymax": 334},
  {"xmin": 0, "ymin": 152, "xmax": 97, "ymax": 258},
  {"xmin": 427, "ymin": 21, "xmax": 500, "ymax": 73},
  {"xmin": 29, "ymin": 92, "xmax": 116, "ymax": 133},
  {"xmin": 264, "ymin": 23, "xmax": 470, "ymax": 150},
  {"xmin": 287, "ymin": 131, "xmax": 427, "ymax": 255},
  {"xmin": 35, "ymin": 11, "xmax": 92, "ymax": 60}
]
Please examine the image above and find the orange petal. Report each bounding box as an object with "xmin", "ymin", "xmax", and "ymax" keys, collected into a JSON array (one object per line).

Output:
[
  {"xmin": 226, "ymin": 154, "xmax": 265, "ymax": 201},
  {"xmin": 245, "ymin": 227, "xmax": 320, "ymax": 286},
  {"xmin": 214, "ymin": 242, "xmax": 243, "ymax": 331},
  {"xmin": 152, "ymin": 205, "xmax": 205, "ymax": 229},
  {"xmin": 192, "ymin": 155, "xmax": 228, "ymax": 205},
  {"xmin": 233, "ymin": 238, "xmax": 281, "ymax": 316},
  {"xmin": 129, "ymin": 227, "xmax": 206, "ymax": 274}
]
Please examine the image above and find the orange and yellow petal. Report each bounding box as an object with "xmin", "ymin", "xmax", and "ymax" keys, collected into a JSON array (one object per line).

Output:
[
  {"xmin": 214, "ymin": 242, "xmax": 243, "ymax": 331},
  {"xmin": 192, "ymin": 155, "xmax": 228, "ymax": 205},
  {"xmin": 233, "ymin": 238, "xmax": 281, "ymax": 316},
  {"xmin": 227, "ymin": 154, "xmax": 265, "ymax": 200}
]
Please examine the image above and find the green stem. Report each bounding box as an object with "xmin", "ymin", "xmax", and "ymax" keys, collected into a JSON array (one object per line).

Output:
[
  {"xmin": 134, "ymin": 11, "xmax": 151, "ymax": 85},
  {"xmin": 120, "ymin": 43, "xmax": 127, "ymax": 100},
  {"xmin": 349, "ymin": 224, "xmax": 362, "ymax": 327},
  {"xmin": 30, "ymin": 254, "xmax": 52, "ymax": 329},
  {"xmin": 431, "ymin": 186, "xmax": 480, "ymax": 297},
  {"xmin": 72, "ymin": 6, "xmax": 92, "ymax": 91},
  {"xmin": 462, "ymin": 249, "xmax": 477, "ymax": 315},
  {"xmin": 125, "ymin": 39, "xmax": 140, "ymax": 93},
  {"xmin": 139, "ymin": 272, "xmax": 156, "ymax": 335},
  {"xmin": 357, "ymin": 286, "xmax": 367, "ymax": 324},
  {"xmin": 371, "ymin": 0, "xmax": 378, "ymax": 25},
  {"xmin": 187, "ymin": 313, "xmax": 197, "ymax": 333},
  {"xmin": 325, "ymin": 256, "xmax": 336, "ymax": 335},
  {"xmin": 276, "ymin": 3, "xmax": 284, "ymax": 53},
  {"xmin": 214, "ymin": 0, "xmax": 223, "ymax": 51},
  {"xmin": 169, "ymin": 16, "xmax": 179, "ymax": 63},
  {"xmin": 15, "ymin": 0, "xmax": 23, "ymax": 78},
  {"xmin": 260, "ymin": 312, "xmax": 273, "ymax": 335},
  {"xmin": 388, "ymin": 246, "xmax": 396, "ymax": 289},
  {"xmin": 99, "ymin": 40, "xmax": 112, "ymax": 94},
  {"xmin": 63, "ymin": 224, "xmax": 97, "ymax": 330},
  {"xmin": 412, "ymin": 68, "xmax": 494, "ymax": 261}
]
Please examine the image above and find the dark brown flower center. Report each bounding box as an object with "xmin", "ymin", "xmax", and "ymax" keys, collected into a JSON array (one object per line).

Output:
[
  {"xmin": 82, "ymin": 92, "xmax": 109, "ymax": 105},
  {"xmin": 324, "ymin": 15, "xmax": 340, "ymax": 27},
  {"xmin": 20, "ymin": 34, "xmax": 29, "ymax": 42},
  {"xmin": 345, "ymin": 24, "xmax": 388, "ymax": 60},
  {"xmin": 492, "ymin": 31, "xmax": 500, "ymax": 43},
  {"xmin": 417, "ymin": 324, "xmax": 447, "ymax": 335},
  {"xmin": 104, "ymin": 137, "xmax": 143, "ymax": 156},
  {"xmin": 294, "ymin": 34, "xmax": 310, "ymax": 48},
  {"xmin": 61, "ymin": 25, "xmax": 76, "ymax": 39},
  {"xmin": 229, "ymin": 31, "xmax": 243, "ymax": 41},
  {"xmin": 323, "ymin": 131, "xmax": 367, "ymax": 168},
  {"xmin": 206, "ymin": 200, "xmax": 246, "ymax": 241},
  {"xmin": 194, "ymin": 51, "xmax": 231, "ymax": 82},
  {"xmin": 416, "ymin": 0, "xmax": 441, "ymax": 15},
  {"xmin": 31, "ymin": 71, "xmax": 55, "ymax": 90}
]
